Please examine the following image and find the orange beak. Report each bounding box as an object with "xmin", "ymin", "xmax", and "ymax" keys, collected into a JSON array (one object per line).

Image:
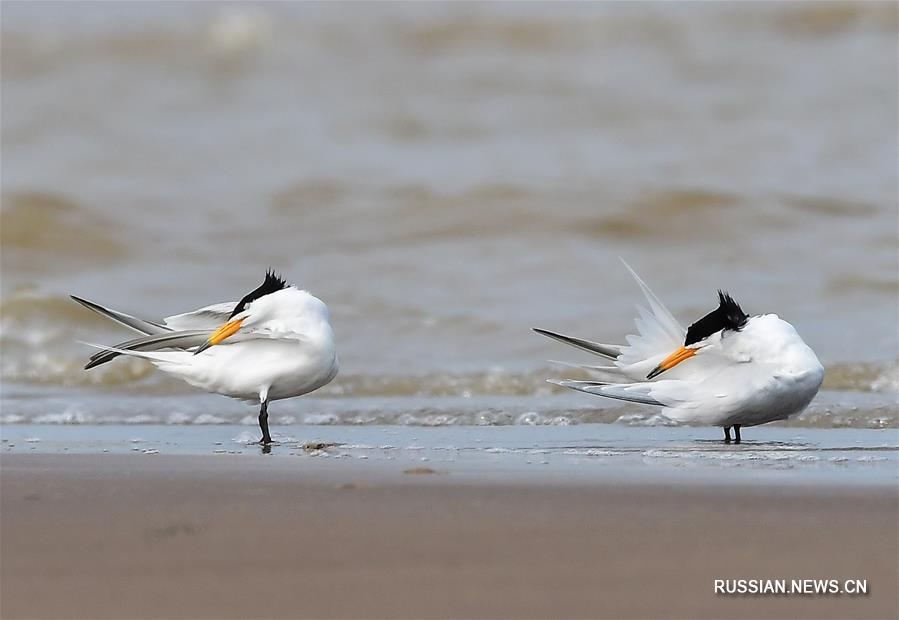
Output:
[
  {"xmin": 646, "ymin": 345, "xmax": 696, "ymax": 379},
  {"xmin": 193, "ymin": 318, "xmax": 244, "ymax": 355}
]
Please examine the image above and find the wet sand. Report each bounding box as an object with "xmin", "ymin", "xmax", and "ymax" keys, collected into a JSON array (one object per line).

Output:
[{"xmin": 2, "ymin": 453, "xmax": 896, "ymax": 619}]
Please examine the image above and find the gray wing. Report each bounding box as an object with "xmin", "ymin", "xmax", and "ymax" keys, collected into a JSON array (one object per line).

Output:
[
  {"xmin": 163, "ymin": 302, "xmax": 236, "ymax": 330},
  {"xmin": 70, "ymin": 296, "xmax": 171, "ymax": 336},
  {"xmin": 548, "ymin": 379, "xmax": 663, "ymax": 406},
  {"xmin": 84, "ymin": 330, "xmax": 212, "ymax": 369},
  {"xmin": 533, "ymin": 328, "xmax": 622, "ymax": 360}
]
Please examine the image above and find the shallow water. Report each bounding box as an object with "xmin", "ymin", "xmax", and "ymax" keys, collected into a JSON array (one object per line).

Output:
[
  {"xmin": 1, "ymin": 3, "xmax": 897, "ymax": 428},
  {"xmin": 2, "ymin": 424, "xmax": 897, "ymax": 486}
]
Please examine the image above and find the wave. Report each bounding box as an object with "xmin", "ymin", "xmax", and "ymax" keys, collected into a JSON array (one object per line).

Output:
[
  {"xmin": 1, "ymin": 192, "xmax": 127, "ymax": 275},
  {"xmin": 5, "ymin": 3, "xmax": 894, "ymax": 71},
  {"xmin": 3, "ymin": 292, "xmax": 896, "ymax": 397},
  {"xmin": 767, "ymin": 3, "xmax": 897, "ymax": 37},
  {"xmin": 1, "ymin": 6, "xmax": 274, "ymax": 75},
  {"xmin": 822, "ymin": 362, "xmax": 899, "ymax": 393},
  {"xmin": 0, "ymin": 290, "xmax": 155, "ymax": 387},
  {"xmin": 1, "ymin": 395, "xmax": 895, "ymax": 429},
  {"xmin": 270, "ymin": 182, "xmax": 898, "ymax": 248},
  {"xmin": 575, "ymin": 189, "xmax": 747, "ymax": 241},
  {"xmin": 270, "ymin": 182, "xmax": 765, "ymax": 247}
]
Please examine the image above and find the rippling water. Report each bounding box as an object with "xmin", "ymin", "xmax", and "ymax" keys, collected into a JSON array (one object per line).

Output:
[{"xmin": 2, "ymin": 3, "xmax": 896, "ymax": 428}]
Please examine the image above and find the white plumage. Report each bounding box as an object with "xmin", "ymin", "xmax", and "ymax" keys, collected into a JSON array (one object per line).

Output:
[
  {"xmin": 73, "ymin": 272, "xmax": 338, "ymax": 444},
  {"xmin": 536, "ymin": 262, "xmax": 824, "ymax": 442}
]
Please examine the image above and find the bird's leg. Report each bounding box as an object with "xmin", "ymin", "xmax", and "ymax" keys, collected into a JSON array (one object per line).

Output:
[
  {"xmin": 733, "ymin": 425, "xmax": 741, "ymax": 445},
  {"xmin": 723, "ymin": 426, "xmax": 732, "ymax": 444},
  {"xmin": 259, "ymin": 399, "xmax": 272, "ymax": 445}
]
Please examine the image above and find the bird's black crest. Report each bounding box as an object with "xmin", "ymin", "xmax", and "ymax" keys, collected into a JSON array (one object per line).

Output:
[
  {"xmin": 684, "ymin": 291, "xmax": 749, "ymax": 346},
  {"xmin": 229, "ymin": 270, "xmax": 289, "ymax": 319}
]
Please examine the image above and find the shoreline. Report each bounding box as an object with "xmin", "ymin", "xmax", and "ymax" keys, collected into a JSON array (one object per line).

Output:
[
  {"xmin": 2, "ymin": 452, "xmax": 897, "ymax": 619},
  {"xmin": 3, "ymin": 424, "xmax": 897, "ymax": 487}
]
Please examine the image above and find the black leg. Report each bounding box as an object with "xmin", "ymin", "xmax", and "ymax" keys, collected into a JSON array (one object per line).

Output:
[
  {"xmin": 259, "ymin": 399, "xmax": 272, "ymax": 445},
  {"xmin": 723, "ymin": 426, "xmax": 732, "ymax": 443},
  {"xmin": 733, "ymin": 425, "xmax": 741, "ymax": 445}
]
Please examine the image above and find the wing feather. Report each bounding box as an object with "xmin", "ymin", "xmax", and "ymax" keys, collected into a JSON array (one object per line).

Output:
[
  {"xmin": 70, "ymin": 296, "xmax": 170, "ymax": 335},
  {"xmin": 619, "ymin": 259, "xmax": 685, "ymax": 341},
  {"xmin": 163, "ymin": 302, "xmax": 236, "ymax": 330},
  {"xmin": 536, "ymin": 262, "xmax": 687, "ymax": 382},
  {"xmin": 532, "ymin": 328, "xmax": 621, "ymax": 360},
  {"xmin": 615, "ymin": 261, "xmax": 686, "ymax": 369},
  {"xmin": 84, "ymin": 330, "xmax": 212, "ymax": 369}
]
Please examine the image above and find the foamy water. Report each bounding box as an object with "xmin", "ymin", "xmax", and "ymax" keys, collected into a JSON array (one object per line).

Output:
[{"xmin": 2, "ymin": 3, "xmax": 897, "ymax": 428}]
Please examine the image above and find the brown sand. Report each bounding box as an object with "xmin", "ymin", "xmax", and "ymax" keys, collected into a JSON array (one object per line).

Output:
[{"xmin": 1, "ymin": 454, "xmax": 896, "ymax": 619}]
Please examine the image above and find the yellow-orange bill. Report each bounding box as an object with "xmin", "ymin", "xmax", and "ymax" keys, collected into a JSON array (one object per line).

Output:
[
  {"xmin": 646, "ymin": 345, "xmax": 696, "ymax": 379},
  {"xmin": 194, "ymin": 318, "xmax": 243, "ymax": 355}
]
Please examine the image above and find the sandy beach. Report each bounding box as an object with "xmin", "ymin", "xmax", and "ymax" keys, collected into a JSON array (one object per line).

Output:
[{"xmin": 2, "ymin": 451, "xmax": 896, "ymax": 620}]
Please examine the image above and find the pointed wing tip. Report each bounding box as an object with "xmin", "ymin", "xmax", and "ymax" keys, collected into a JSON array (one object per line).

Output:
[
  {"xmin": 533, "ymin": 327, "xmax": 561, "ymax": 340},
  {"xmin": 77, "ymin": 341, "xmax": 107, "ymax": 370},
  {"xmin": 620, "ymin": 258, "xmax": 644, "ymax": 282},
  {"xmin": 619, "ymin": 258, "xmax": 644, "ymax": 284}
]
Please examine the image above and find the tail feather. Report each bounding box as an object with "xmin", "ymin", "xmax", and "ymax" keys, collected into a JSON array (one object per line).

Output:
[
  {"xmin": 79, "ymin": 341, "xmax": 191, "ymax": 366},
  {"xmin": 548, "ymin": 379, "xmax": 664, "ymax": 406}
]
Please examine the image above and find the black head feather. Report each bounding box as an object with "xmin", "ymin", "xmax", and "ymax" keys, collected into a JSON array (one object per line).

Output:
[
  {"xmin": 684, "ymin": 291, "xmax": 749, "ymax": 346},
  {"xmin": 229, "ymin": 270, "xmax": 290, "ymax": 319}
]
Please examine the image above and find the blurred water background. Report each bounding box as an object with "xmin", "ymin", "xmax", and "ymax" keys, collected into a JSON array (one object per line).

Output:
[{"xmin": 2, "ymin": 2, "xmax": 897, "ymax": 428}]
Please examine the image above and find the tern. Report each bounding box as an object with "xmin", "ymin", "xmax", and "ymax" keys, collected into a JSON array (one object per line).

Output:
[
  {"xmin": 72, "ymin": 271, "xmax": 338, "ymax": 445},
  {"xmin": 535, "ymin": 263, "xmax": 824, "ymax": 443}
]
